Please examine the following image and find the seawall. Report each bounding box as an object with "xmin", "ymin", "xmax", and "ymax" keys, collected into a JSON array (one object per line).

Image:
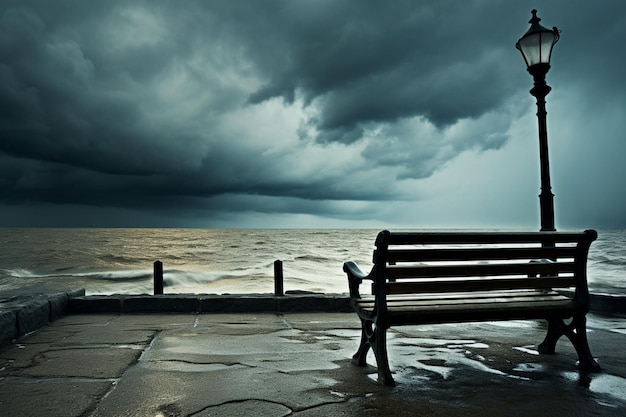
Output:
[{"xmin": 1, "ymin": 290, "xmax": 624, "ymax": 349}]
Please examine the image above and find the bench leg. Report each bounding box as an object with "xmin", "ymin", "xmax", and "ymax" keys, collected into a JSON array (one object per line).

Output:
[
  {"xmin": 538, "ymin": 318, "xmax": 561, "ymax": 354},
  {"xmin": 372, "ymin": 323, "xmax": 395, "ymax": 386},
  {"xmin": 352, "ymin": 318, "xmax": 396, "ymax": 386},
  {"xmin": 538, "ymin": 316, "xmax": 601, "ymax": 372},
  {"xmin": 352, "ymin": 318, "xmax": 372, "ymax": 367}
]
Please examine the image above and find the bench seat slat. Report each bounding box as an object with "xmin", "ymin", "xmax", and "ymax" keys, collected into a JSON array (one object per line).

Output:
[
  {"xmin": 356, "ymin": 297, "xmax": 579, "ymax": 325},
  {"xmin": 387, "ymin": 231, "xmax": 593, "ymax": 245},
  {"xmin": 387, "ymin": 300, "xmax": 578, "ymax": 325},
  {"xmin": 384, "ymin": 276, "xmax": 575, "ymax": 294},
  {"xmin": 357, "ymin": 292, "xmax": 571, "ymax": 309},
  {"xmin": 386, "ymin": 262, "xmax": 575, "ymax": 279},
  {"xmin": 356, "ymin": 289, "xmax": 571, "ymax": 306},
  {"xmin": 385, "ymin": 247, "xmax": 577, "ymax": 262}
]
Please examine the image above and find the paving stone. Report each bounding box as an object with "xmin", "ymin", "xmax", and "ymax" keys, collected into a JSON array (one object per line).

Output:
[{"xmin": 0, "ymin": 378, "xmax": 112, "ymax": 417}]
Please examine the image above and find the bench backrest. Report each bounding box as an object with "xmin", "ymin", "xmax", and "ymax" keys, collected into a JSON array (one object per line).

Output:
[{"xmin": 372, "ymin": 230, "xmax": 597, "ymax": 303}]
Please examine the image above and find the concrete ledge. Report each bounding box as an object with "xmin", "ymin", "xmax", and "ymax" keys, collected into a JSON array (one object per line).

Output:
[
  {"xmin": 63, "ymin": 292, "xmax": 625, "ymax": 316},
  {"xmin": 68, "ymin": 295, "xmax": 123, "ymax": 314},
  {"xmin": 15, "ymin": 299, "xmax": 50, "ymax": 336},
  {"xmin": 0, "ymin": 290, "xmax": 85, "ymax": 348},
  {"xmin": 49, "ymin": 293, "xmax": 69, "ymax": 321},
  {"xmin": 67, "ymin": 293, "xmax": 352, "ymax": 314},
  {"xmin": 123, "ymin": 295, "xmax": 201, "ymax": 313},
  {"xmin": 200, "ymin": 295, "xmax": 277, "ymax": 313},
  {"xmin": 277, "ymin": 294, "xmax": 353, "ymax": 312}
]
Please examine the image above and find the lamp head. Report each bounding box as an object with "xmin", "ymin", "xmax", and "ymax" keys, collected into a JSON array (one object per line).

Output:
[{"xmin": 516, "ymin": 9, "xmax": 560, "ymax": 75}]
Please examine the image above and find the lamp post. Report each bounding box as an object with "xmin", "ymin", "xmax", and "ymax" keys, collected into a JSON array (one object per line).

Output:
[{"xmin": 516, "ymin": 9, "xmax": 560, "ymax": 232}]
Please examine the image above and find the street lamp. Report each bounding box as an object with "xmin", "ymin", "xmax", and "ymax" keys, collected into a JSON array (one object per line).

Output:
[{"xmin": 516, "ymin": 9, "xmax": 560, "ymax": 232}]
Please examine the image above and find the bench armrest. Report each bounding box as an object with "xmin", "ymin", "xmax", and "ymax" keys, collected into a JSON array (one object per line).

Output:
[{"xmin": 343, "ymin": 261, "xmax": 371, "ymax": 299}]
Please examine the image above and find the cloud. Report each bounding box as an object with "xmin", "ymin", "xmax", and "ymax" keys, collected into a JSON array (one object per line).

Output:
[{"xmin": 0, "ymin": 1, "xmax": 625, "ymax": 228}]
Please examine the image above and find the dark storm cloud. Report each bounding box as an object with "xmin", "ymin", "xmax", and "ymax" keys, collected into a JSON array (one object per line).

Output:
[
  {"xmin": 244, "ymin": 0, "xmax": 524, "ymax": 140},
  {"xmin": 1, "ymin": 0, "xmax": 625, "ymax": 226}
]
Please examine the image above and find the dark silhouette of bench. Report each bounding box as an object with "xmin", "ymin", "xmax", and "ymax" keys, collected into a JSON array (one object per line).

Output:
[{"xmin": 343, "ymin": 230, "xmax": 600, "ymax": 385}]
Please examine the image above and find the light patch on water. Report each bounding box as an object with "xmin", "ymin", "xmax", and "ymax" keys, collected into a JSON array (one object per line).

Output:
[
  {"xmin": 393, "ymin": 342, "xmax": 529, "ymax": 381},
  {"xmin": 606, "ymin": 327, "xmax": 626, "ymax": 335},
  {"xmin": 449, "ymin": 342, "xmax": 489, "ymax": 349},
  {"xmin": 325, "ymin": 329, "xmax": 361, "ymax": 338},
  {"xmin": 484, "ymin": 320, "xmax": 538, "ymax": 329},
  {"xmin": 397, "ymin": 337, "xmax": 478, "ymax": 347},
  {"xmin": 152, "ymin": 361, "xmax": 248, "ymax": 372},
  {"xmin": 513, "ymin": 363, "xmax": 546, "ymax": 372},
  {"xmin": 587, "ymin": 316, "xmax": 626, "ymax": 335},
  {"xmin": 513, "ymin": 346, "xmax": 540, "ymax": 356},
  {"xmin": 562, "ymin": 371, "xmax": 626, "ymax": 404},
  {"xmin": 416, "ymin": 361, "xmax": 454, "ymax": 379}
]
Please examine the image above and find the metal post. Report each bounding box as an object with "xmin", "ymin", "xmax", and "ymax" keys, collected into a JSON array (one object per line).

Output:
[
  {"xmin": 154, "ymin": 260, "xmax": 164, "ymax": 295},
  {"xmin": 274, "ymin": 260, "xmax": 284, "ymax": 296},
  {"xmin": 530, "ymin": 65, "xmax": 556, "ymax": 232}
]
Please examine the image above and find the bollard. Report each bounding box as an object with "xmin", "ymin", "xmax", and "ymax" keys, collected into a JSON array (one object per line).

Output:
[
  {"xmin": 274, "ymin": 259, "xmax": 284, "ymax": 296},
  {"xmin": 154, "ymin": 260, "xmax": 164, "ymax": 295}
]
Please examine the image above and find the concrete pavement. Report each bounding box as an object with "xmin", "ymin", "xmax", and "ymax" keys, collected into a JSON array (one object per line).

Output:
[{"xmin": 1, "ymin": 310, "xmax": 626, "ymax": 416}]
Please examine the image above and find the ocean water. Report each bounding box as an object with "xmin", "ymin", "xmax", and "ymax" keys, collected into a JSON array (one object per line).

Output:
[{"xmin": 0, "ymin": 228, "xmax": 624, "ymax": 296}]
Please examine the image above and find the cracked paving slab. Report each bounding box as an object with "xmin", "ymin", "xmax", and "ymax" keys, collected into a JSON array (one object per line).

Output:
[
  {"xmin": 0, "ymin": 377, "xmax": 113, "ymax": 416},
  {"xmin": 1, "ymin": 312, "xmax": 626, "ymax": 416},
  {"xmin": 91, "ymin": 316, "xmax": 361, "ymax": 415}
]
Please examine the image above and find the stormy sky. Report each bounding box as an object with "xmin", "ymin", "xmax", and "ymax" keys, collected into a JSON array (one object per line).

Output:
[{"xmin": 1, "ymin": 0, "xmax": 624, "ymax": 229}]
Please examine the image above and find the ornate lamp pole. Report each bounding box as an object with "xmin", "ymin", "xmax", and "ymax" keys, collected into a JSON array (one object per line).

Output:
[{"xmin": 516, "ymin": 9, "xmax": 560, "ymax": 232}]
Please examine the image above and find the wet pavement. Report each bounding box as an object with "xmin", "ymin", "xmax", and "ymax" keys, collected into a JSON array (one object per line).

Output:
[{"xmin": 1, "ymin": 312, "xmax": 626, "ymax": 416}]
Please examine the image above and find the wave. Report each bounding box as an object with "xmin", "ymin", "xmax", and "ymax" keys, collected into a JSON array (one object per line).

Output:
[
  {"xmin": 1, "ymin": 268, "xmax": 39, "ymax": 278},
  {"xmin": 2, "ymin": 228, "xmax": 624, "ymax": 296},
  {"xmin": 294, "ymin": 255, "xmax": 331, "ymax": 263}
]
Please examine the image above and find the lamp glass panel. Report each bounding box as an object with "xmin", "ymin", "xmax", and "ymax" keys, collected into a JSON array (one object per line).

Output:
[
  {"xmin": 518, "ymin": 32, "xmax": 542, "ymax": 67},
  {"xmin": 539, "ymin": 33, "xmax": 556, "ymax": 63}
]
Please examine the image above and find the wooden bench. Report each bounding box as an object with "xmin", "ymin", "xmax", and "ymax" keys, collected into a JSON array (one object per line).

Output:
[{"xmin": 343, "ymin": 230, "xmax": 600, "ymax": 385}]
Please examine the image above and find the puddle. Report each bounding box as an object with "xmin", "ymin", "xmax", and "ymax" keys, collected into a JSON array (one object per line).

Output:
[
  {"xmin": 563, "ymin": 371, "xmax": 626, "ymax": 403},
  {"xmin": 513, "ymin": 346, "xmax": 540, "ymax": 356},
  {"xmin": 397, "ymin": 337, "xmax": 481, "ymax": 347},
  {"xmin": 330, "ymin": 390, "xmax": 347, "ymax": 398},
  {"xmin": 485, "ymin": 320, "xmax": 538, "ymax": 329},
  {"xmin": 391, "ymin": 338, "xmax": 530, "ymax": 381},
  {"xmin": 152, "ymin": 361, "xmax": 248, "ymax": 373},
  {"xmin": 513, "ymin": 363, "xmax": 546, "ymax": 372},
  {"xmin": 448, "ymin": 342, "xmax": 489, "ymax": 349},
  {"xmin": 324, "ymin": 329, "xmax": 361, "ymax": 338},
  {"xmin": 587, "ymin": 316, "xmax": 626, "ymax": 335}
]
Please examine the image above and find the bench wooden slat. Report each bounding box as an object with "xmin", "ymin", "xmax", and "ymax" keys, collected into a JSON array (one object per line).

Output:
[
  {"xmin": 386, "ymin": 262, "xmax": 575, "ymax": 279},
  {"xmin": 385, "ymin": 247, "xmax": 577, "ymax": 263},
  {"xmin": 357, "ymin": 298, "xmax": 579, "ymax": 325},
  {"xmin": 356, "ymin": 291, "xmax": 570, "ymax": 309},
  {"xmin": 384, "ymin": 276, "xmax": 575, "ymax": 294},
  {"xmin": 385, "ymin": 300, "xmax": 578, "ymax": 323},
  {"xmin": 387, "ymin": 231, "xmax": 595, "ymax": 245}
]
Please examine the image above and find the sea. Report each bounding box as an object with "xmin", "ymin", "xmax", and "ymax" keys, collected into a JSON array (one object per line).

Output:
[{"xmin": 0, "ymin": 228, "xmax": 624, "ymax": 296}]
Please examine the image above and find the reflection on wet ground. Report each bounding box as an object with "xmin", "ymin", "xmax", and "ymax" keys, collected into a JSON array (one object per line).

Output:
[
  {"xmin": 563, "ymin": 371, "xmax": 626, "ymax": 404},
  {"xmin": 2, "ymin": 312, "xmax": 626, "ymax": 416},
  {"xmin": 348, "ymin": 316, "xmax": 626, "ymax": 413}
]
